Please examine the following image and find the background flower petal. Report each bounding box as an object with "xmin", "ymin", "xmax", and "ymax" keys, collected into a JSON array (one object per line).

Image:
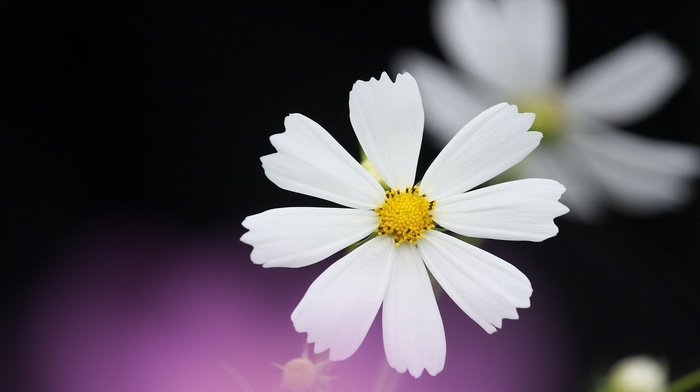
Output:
[
  {"xmin": 291, "ymin": 236, "xmax": 394, "ymax": 361},
  {"xmin": 433, "ymin": 0, "xmax": 565, "ymax": 93},
  {"xmin": 565, "ymin": 34, "xmax": 688, "ymax": 125},
  {"xmin": 349, "ymin": 72, "xmax": 424, "ymax": 189},
  {"xmin": 392, "ymin": 50, "xmax": 494, "ymax": 145},
  {"xmin": 382, "ymin": 245, "xmax": 446, "ymax": 378},
  {"xmin": 434, "ymin": 179, "xmax": 568, "ymax": 241},
  {"xmin": 420, "ymin": 103, "xmax": 539, "ymax": 200},
  {"xmin": 521, "ymin": 144, "xmax": 607, "ymax": 221},
  {"xmin": 262, "ymin": 113, "xmax": 385, "ymax": 209},
  {"xmin": 568, "ymin": 115, "xmax": 700, "ymax": 214},
  {"xmin": 241, "ymin": 207, "xmax": 378, "ymax": 268},
  {"xmin": 418, "ymin": 231, "xmax": 532, "ymax": 334}
]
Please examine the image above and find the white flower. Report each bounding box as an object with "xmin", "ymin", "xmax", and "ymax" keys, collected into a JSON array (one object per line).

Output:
[
  {"xmin": 274, "ymin": 343, "xmax": 335, "ymax": 392},
  {"xmin": 241, "ymin": 72, "xmax": 568, "ymax": 377},
  {"xmin": 394, "ymin": 0, "xmax": 699, "ymax": 220}
]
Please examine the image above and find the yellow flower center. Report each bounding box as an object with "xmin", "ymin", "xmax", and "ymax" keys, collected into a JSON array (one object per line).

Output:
[
  {"xmin": 517, "ymin": 94, "xmax": 564, "ymax": 142},
  {"xmin": 375, "ymin": 186, "xmax": 436, "ymax": 246}
]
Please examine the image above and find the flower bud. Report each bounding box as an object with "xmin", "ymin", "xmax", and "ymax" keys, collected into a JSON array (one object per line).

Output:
[{"xmin": 602, "ymin": 355, "xmax": 668, "ymax": 392}]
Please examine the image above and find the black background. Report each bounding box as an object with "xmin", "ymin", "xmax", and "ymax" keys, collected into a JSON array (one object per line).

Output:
[{"xmin": 2, "ymin": 1, "xmax": 700, "ymax": 390}]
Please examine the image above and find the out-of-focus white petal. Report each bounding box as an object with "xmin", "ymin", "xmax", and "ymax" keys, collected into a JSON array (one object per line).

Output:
[
  {"xmin": 291, "ymin": 236, "xmax": 394, "ymax": 361},
  {"xmin": 262, "ymin": 113, "xmax": 385, "ymax": 209},
  {"xmin": 418, "ymin": 230, "xmax": 532, "ymax": 334},
  {"xmin": 241, "ymin": 207, "xmax": 378, "ymax": 268},
  {"xmin": 382, "ymin": 245, "xmax": 445, "ymax": 378},
  {"xmin": 433, "ymin": 0, "xmax": 565, "ymax": 92},
  {"xmin": 568, "ymin": 115, "xmax": 700, "ymax": 214},
  {"xmin": 521, "ymin": 143, "xmax": 606, "ymax": 221},
  {"xmin": 434, "ymin": 179, "xmax": 568, "ymax": 241},
  {"xmin": 566, "ymin": 34, "xmax": 688, "ymax": 125},
  {"xmin": 392, "ymin": 50, "xmax": 495, "ymax": 145},
  {"xmin": 420, "ymin": 103, "xmax": 539, "ymax": 200},
  {"xmin": 349, "ymin": 72, "xmax": 424, "ymax": 189}
]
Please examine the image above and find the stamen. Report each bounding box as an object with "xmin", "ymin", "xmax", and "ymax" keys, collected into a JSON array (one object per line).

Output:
[{"xmin": 375, "ymin": 186, "xmax": 436, "ymax": 246}]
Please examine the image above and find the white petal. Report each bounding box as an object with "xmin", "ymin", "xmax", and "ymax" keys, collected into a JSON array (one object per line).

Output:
[
  {"xmin": 521, "ymin": 143, "xmax": 607, "ymax": 221},
  {"xmin": 241, "ymin": 207, "xmax": 378, "ymax": 268},
  {"xmin": 382, "ymin": 245, "xmax": 446, "ymax": 377},
  {"xmin": 262, "ymin": 113, "xmax": 385, "ymax": 209},
  {"xmin": 420, "ymin": 103, "xmax": 540, "ymax": 200},
  {"xmin": 349, "ymin": 72, "xmax": 424, "ymax": 189},
  {"xmin": 566, "ymin": 34, "xmax": 688, "ymax": 125},
  {"xmin": 392, "ymin": 50, "xmax": 495, "ymax": 145},
  {"xmin": 568, "ymin": 115, "xmax": 700, "ymax": 214},
  {"xmin": 434, "ymin": 179, "xmax": 568, "ymax": 241},
  {"xmin": 291, "ymin": 236, "xmax": 395, "ymax": 361},
  {"xmin": 433, "ymin": 0, "xmax": 565, "ymax": 92},
  {"xmin": 418, "ymin": 230, "xmax": 532, "ymax": 333}
]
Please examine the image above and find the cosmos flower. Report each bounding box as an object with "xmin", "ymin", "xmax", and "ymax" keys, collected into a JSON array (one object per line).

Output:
[
  {"xmin": 273, "ymin": 343, "xmax": 335, "ymax": 391},
  {"xmin": 241, "ymin": 72, "xmax": 568, "ymax": 377},
  {"xmin": 394, "ymin": 0, "xmax": 699, "ymax": 220}
]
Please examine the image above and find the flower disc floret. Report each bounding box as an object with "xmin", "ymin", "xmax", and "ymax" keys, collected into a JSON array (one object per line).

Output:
[
  {"xmin": 375, "ymin": 186, "xmax": 436, "ymax": 246},
  {"xmin": 517, "ymin": 95, "xmax": 564, "ymax": 142}
]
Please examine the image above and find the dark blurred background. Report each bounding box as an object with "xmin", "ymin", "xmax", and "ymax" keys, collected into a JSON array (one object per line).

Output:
[{"xmin": 2, "ymin": 1, "xmax": 700, "ymax": 390}]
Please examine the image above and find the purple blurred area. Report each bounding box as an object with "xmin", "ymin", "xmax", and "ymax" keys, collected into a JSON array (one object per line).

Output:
[{"xmin": 20, "ymin": 218, "xmax": 574, "ymax": 391}]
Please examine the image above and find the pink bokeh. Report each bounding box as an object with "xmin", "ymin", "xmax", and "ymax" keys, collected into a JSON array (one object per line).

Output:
[{"xmin": 21, "ymin": 217, "xmax": 576, "ymax": 391}]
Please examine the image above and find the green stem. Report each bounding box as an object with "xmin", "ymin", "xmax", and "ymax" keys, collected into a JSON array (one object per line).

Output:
[{"xmin": 665, "ymin": 368, "xmax": 700, "ymax": 392}]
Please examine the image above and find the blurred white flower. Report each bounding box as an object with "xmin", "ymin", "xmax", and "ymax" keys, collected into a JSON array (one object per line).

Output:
[
  {"xmin": 395, "ymin": 0, "xmax": 699, "ymax": 220},
  {"xmin": 274, "ymin": 343, "xmax": 335, "ymax": 392},
  {"xmin": 241, "ymin": 72, "xmax": 568, "ymax": 377},
  {"xmin": 601, "ymin": 355, "xmax": 668, "ymax": 392}
]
